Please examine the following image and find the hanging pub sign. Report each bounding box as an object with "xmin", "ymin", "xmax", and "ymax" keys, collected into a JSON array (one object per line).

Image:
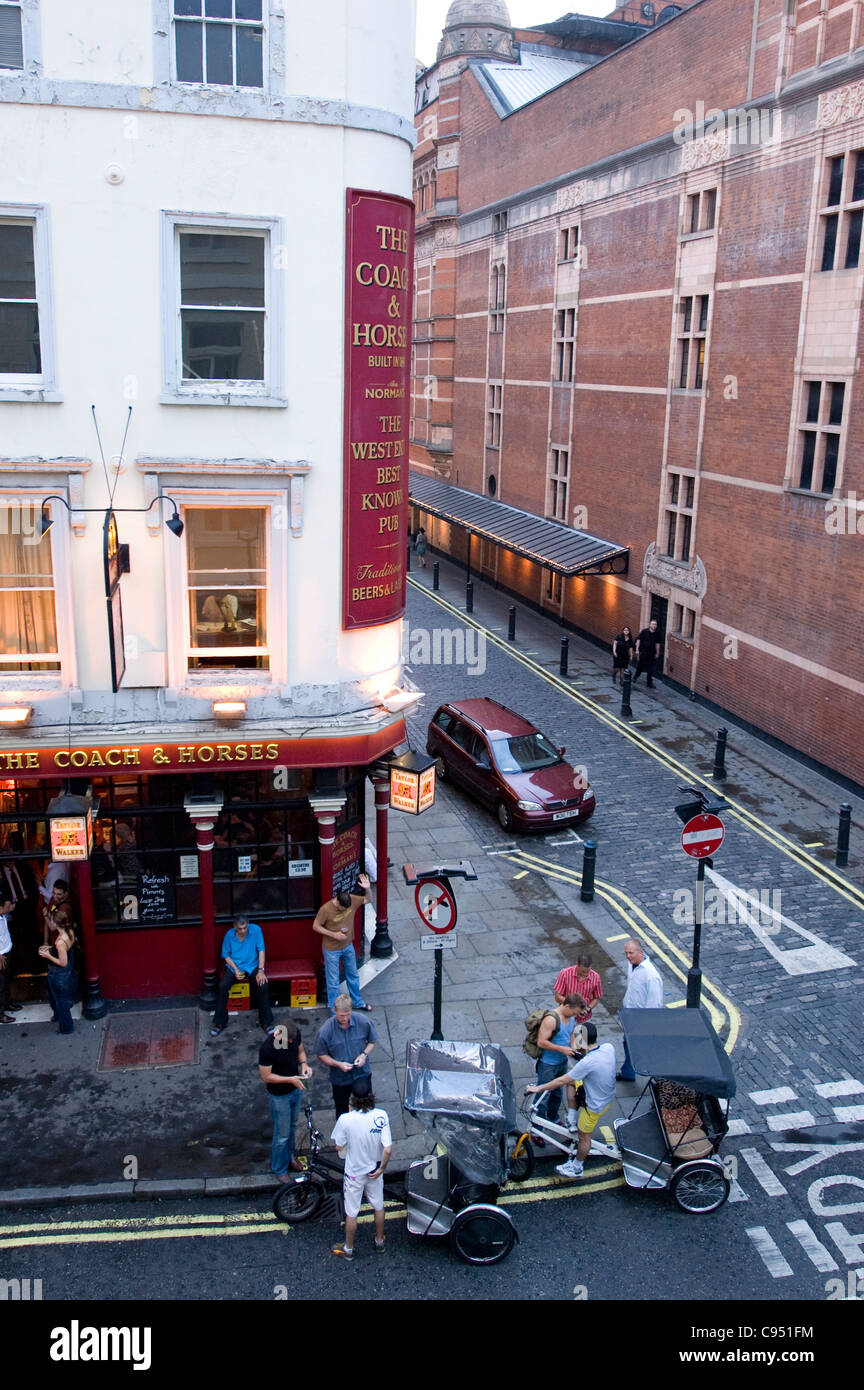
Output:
[
  {"xmin": 342, "ymin": 188, "xmax": 414, "ymax": 630},
  {"xmin": 104, "ymin": 511, "xmax": 130, "ymax": 694},
  {"xmin": 46, "ymin": 791, "xmax": 96, "ymax": 862},
  {"xmin": 389, "ymin": 750, "xmax": 437, "ymax": 816}
]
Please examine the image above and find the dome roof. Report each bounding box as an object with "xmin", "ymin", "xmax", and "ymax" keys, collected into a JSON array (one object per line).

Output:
[{"xmin": 444, "ymin": 0, "xmax": 512, "ymax": 29}]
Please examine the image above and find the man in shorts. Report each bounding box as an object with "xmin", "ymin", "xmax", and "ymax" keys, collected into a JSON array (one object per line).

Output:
[
  {"xmin": 525, "ymin": 1022, "xmax": 617, "ymax": 1179},
  {"xmin": 331, "ymin": 1091, "xmax": 392, "ymax": 1261}
]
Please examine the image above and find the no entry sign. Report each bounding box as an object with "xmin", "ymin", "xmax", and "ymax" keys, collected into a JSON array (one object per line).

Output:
[{"xmin": 681, "ymin": 812, "xmax": 725, "ymax": 859}]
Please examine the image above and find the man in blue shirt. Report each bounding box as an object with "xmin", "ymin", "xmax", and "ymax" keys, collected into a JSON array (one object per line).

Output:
[
  {"xmin": 211, "ymin": 915, "xmax": 275, "ymax": 1036},
  {"xmin": 316, "ymin": 994, "xmax": 378, "ymax": 1117}
]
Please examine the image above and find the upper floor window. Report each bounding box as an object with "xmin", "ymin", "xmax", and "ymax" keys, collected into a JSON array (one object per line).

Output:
[
  {"xmin": 493, "ymin": 210, "xmax": 508, "ymax": 235},
  {"xmin": 0, "ymin": 1, "xmax": 22, "ymax": 69},
  {"xmin": 0, "ymin": 519, "xmax": 60, "ymax": 673},
  {"xmin": 663, "ymin": 471, "xmax": 695, "ymax": 562},
  {"xmin": 554, "ymin": 307, "xmax": 575, "ymax": 382},
  {"xmin": 559, "ymin": 225, "xmax": 579, "ymax": 261},
  {"xmin": 490, "ymin": 263, "xmax": 505, "ymax": 333},
  {"xmin": 185, "ymin": 507, "xmax": 268, "ymax": 670},
  {"xmin": 547, "ymin": 447, "xmax": 569, "ymax": 523},
  {"xmin": 797, "ymin": 380, "xmax": 845, "ymax": 494},
  {"xmin": 819, "ymin": 152, "xmax": 864, "ymax": 271},
  {"xmin": 487, "ymin": 383, "xmax": 502, "ymax": 447},
  {"xmin": 676, "ymin": 295, "xmax": 708, "ymax": 390},
  {"xmin": 174, "ymin": 0, "xmax": 264, "ymax": 88},
  {"xmin": 684, "ymin": 188, "xmax": 716, "ymax": 235},
  {"xmin": 0, "ymin": 222, "xmax": 41, "ymax": 377}
]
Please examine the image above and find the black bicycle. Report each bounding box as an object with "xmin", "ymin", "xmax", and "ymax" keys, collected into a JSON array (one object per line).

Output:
[{"xmin": 272, "ymin": 1103, "xmax": 405, "ymax": 1224}]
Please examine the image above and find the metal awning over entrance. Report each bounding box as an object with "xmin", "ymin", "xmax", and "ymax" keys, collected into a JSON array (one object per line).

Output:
[{"xmin": 409, "ymin": 471, "xmax": 629, "ymax": 577}]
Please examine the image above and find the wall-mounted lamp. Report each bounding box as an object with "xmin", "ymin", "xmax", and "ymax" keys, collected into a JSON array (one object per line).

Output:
[
  {"xmin": 212, "ymin": 700, "xmax": 247, "ymax": 719},
  {"xmin": 0, "ymin": 706, "xmax": 32, "ymax": 726},
  {"xmin": 40, "ymin": 493, "xmax": 184, "ymax": 538}
]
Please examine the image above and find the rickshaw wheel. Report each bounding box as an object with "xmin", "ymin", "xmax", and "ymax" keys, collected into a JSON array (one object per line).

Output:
[
  {"xmin": 507, "ymin": 1133, "xmax": 535, "ymax": 1183},
  {"xmin": 273, "ymin": 1176, "xmax": 326, "ymax": 1224},
  {"xmin": 670, "ymin": 1162, "xmax": 730, "ymax": 1214},
  {"xmin": 451, "ymin": 1205, "xmax": 517, "ymax": 1265}
]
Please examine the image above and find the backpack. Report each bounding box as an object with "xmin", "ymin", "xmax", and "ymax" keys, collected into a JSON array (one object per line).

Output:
[{"xmin": 523, "ymin": 1007, "xmax": 559, "ymax": 1060}]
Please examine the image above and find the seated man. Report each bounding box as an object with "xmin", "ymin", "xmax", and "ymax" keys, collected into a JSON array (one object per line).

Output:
[
  {"xmin": 210, "ymin": 914, "xmax": 275, "ymax": 1037},
  {"xmin": 526, "ymin": 1022, "xmax": 617, "ymax": 1179}
]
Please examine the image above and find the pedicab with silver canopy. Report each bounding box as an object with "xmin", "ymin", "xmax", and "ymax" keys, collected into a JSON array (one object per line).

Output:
[
  {"xmin": 516, "ymin": 1007, "xmax": 736, "ymax": 1214},
  {"xmin": 403, "ymin": 1038, "xmax": 526, "ymax": 1263}
]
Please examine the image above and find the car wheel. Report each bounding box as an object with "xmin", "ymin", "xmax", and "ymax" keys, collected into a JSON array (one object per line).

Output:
[
  {"xmin": 450, "ymin": 1205, "xmax": 517, "ymax": 1264},
  {"xmin": 435, "ymin": 756, "xmax": 449, "ymax": 782},
  {"xmin": 497, "ymin": 800, "xmax": 513, "ymax": 831},
  {"xmin": 670, "ymin": 1162, "xmax": 730, "ymax": 1215},
  {"xmin": 272, "ymin": 1176, "xmax": 327, "ymax": 1224}
]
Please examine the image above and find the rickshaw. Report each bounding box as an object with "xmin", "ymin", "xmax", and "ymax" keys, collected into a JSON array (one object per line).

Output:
[
  {"xmin": 403, "ymin": 1039, "xmax": 524, "ymax": 1263},
  {"xmin": 273, "ymin": 1039, "xmax": 526, "ymax": 1264},
  {"xmin": 517, "ymin": 1007, "xmax": 736, "ymax": 1214}
]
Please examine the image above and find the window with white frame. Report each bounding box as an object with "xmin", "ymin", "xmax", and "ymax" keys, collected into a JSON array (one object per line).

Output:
[
  {"xmin": 0, "ymin": 508, "xmax": 60, "ymax": 672},
  {"xmin": 683, "ymin": 188, "xmax": 716, "ymax": 235},
  {"xmin": 0, "ymin": 1, "xmax": 23, "ymax": 69},
  {"xmin": 185, "ymin": 507, "xmax": 269, "ymax": 670},
  {"xmin": 173, "ymin": 0, "xmax": 264, "ymax": 88},
  {"xmin": 163, "ymin": 215, "xmax": 282, "ymax": 402},
  {"xmin": 0, "ymin": 222, "xmax": 41, "ymax": 376}
]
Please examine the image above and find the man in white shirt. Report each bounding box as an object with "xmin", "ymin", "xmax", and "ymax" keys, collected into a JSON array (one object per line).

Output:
[
  {"xmin": 0, "ymin": 898, "xmax": 15, "ymax": 1023},
  {"xmin": 331, "ymin": 1091, "xmax": 392, "ymax": 1261},
  {"xmin": 526, "ymin": 1023, "xmax": 617, "ymax": 1180},
  {"xmin": 618, "ymin": 937, "xmax": 664, "ymax": 1081}
]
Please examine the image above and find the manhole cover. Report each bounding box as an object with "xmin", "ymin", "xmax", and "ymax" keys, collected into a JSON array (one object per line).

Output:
[{"xmin": 98, "ymin": 1009, "xmax": 200, "ymax": 1071}]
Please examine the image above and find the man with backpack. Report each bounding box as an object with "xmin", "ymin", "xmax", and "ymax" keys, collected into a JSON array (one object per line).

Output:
[{"xmin": 524, "ymin": 994, "xmax": 587, "ymax": 1123}]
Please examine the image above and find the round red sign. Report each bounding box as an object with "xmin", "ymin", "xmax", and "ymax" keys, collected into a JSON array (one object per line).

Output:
[
  {"xmin": 681, "ymin": 812, "xmax": 725, "ymax": 859},
  {"xmin": 414, "ymin": 878, "xmax": 457, "ymax": 933}
]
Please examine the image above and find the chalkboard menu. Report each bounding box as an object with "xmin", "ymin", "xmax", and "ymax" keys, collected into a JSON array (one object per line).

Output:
[
  {"xmin": 332, "ymin": 821, "xmax": 363, "ymax": 897},
  {"xmin": 137, "ymin": 871, "xmax": 176, "ymax": 923}
]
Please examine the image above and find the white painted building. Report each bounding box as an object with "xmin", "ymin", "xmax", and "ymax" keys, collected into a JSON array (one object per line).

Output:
[{"xmin": 0, "ymin": 0, "xmax": 416, "ymax": 1006}]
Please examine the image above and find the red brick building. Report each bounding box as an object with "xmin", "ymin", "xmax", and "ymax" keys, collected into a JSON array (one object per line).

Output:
[{"xmin": 411, "ymin": 0, "xmax": 864, "ymax": 788}]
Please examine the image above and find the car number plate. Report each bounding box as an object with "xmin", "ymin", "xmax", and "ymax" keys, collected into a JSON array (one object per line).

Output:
[{"xmin": 552, "ymin": 809, "xmax": 579, "ymax": 821}]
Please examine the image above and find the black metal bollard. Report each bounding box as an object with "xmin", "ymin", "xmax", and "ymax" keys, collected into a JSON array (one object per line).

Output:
[
  {"xmin": 620, "ymin": 669, "xmax": 633, "ymax": 718},
  {"xmin": 508, "ymin": 606, "xmax": 516, "ymax": 641},
  {"xmin": 712, "ymin": 727, "xmax": 728, "ymax": 780},
  {"xmin": 559, "ymin": 636, "xmax": 569, "ymax": 677},
  {"xmin": 837, "ymin": 803, "xmax": 852, "ymax": 868},
  {"xmin": 406, "ymin": 541, "xmax": 411, "ymax": 574},
  {"xmin": 466, "ymin": 578, "xmax": 474, "ymax": 613},
  {"xmin": 580, "ymin": 841, "xmax": 597, "ymax": 903},
  {"xmin": 432, "ymin": 561, "xmax": 439, "ymax": 591}
]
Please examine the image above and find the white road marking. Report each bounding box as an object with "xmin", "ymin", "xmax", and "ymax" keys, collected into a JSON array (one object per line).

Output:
[
  {"xmin": 750, "ymin": 1086, "xmax": 797, "ymax": 1105},
  {"xmin": 705, "ymin": 867, "xmax": 857, "ymax": 975},
  {"xmin": 726, "ymin": 1117, "xmax": 751, "ymax": 1136},
  {"xmin": 816, "ymin": 1079, "xmax": 864, "ymax": 1098},
  {"xmin": 833, "ymin": 1104, "xmax": 864, "ymax": 1123},
  {"xmin": 767, "ymin": 1111, "xmax": 817, "ymax": 1131},
  {"xmin": 786, "ymin": 1220, "xmax": 839, "ymax": 1273},
  {"xmin": 739, "ymin": 1148, "xmax": 788, "ymax": 1196},
  {"xmin": 771, "ymin": 1140, "xmax": 864, "ymax": 1176},
  {"xmin": 746, "ymin": 1226, "xmax": 794, "ymax": 1278},
  {"xmin": 728, "ymin": 1179, "xmax": 749, "ymax": 1202},
  {"xmin": 824, "ymin": 1223, "xmax": 864, "ymax": 1264}
]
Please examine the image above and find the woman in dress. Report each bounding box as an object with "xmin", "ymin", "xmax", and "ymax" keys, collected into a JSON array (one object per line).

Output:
[{"xmin": 611, "ymin": 625, "xmax": 635, "ymax": 685}]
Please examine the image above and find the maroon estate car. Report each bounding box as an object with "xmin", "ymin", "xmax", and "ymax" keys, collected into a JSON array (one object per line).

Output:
[{"xmin": 426, "ymin": 697, "xmax": 595, "ymax": 833}]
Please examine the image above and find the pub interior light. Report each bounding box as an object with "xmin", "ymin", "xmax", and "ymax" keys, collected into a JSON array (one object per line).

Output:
[
  {"xmin": 0, "ymin": 705, "xmax": 32, "ymax": 726},
  {"xmin": 212, "ymin": 700, "xmax": 247, "ymax": 719}
]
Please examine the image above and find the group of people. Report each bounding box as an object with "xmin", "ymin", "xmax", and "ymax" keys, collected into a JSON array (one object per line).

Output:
[
  {"xmin": 0, "ymin": 875, "xmax": 79, "ymax": 1033},
  {"xmin": 525, "ymin": 938, "xmax": 664, "ymax": 1179},
  {"xmin": 611, "ymin": 619, "xmax": 661, "ymax": 688}
]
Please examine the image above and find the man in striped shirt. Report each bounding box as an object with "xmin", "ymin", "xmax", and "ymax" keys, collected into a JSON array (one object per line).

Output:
[{"xmin": 553, "ymin": 954, "xmax": 602, "ymax": 1020}]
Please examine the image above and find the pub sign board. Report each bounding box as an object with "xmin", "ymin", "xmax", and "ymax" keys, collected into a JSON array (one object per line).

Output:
[{"xmin": 343, "ymin": 188, "xmax": 414, "ymax": 630}]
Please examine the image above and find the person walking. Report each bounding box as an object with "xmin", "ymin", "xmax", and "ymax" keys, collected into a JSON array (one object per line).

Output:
[
  {"xmin": 413, "ymin": 527, "xmax": 428, "ymax": 568},
  {"xmin": 210, "ymin": 915, "xmax": 275, "ymax": 1037},
  {"xmin": 533, "ymin": 995, "xmax": 585, "ymax": 1123},
  {"xmin": 553, "ymin": 954, "xmax": 603, "ymax": 1020},
  {"xmin": 312, "ymin": 874, "xmax": 373, "ymax": 1012},
  {"xmin": 37, "ymin": 914, "xmax": 77, "ymax": 1034},
  {"xmin": 617, "ymin": 937, "xmax": 664, "ymax": 1081},
  {"xmin": 316, "ymin": 995, "xmax": 377, "ymax": 1117},
  {"xmin": 611, "ymin": 625, "xmax": 635, "ymax": 685},
  {"xmin": 331, "ymin": 1091, "xmax": 392, "ymax": 1260},
  {"xmin": 633, "ymin": 619, "xmax": 660, "ymax": 688},
  {"xmin": 258, "ymin": 1018, "xmax": 313, "ymax": 1181}
]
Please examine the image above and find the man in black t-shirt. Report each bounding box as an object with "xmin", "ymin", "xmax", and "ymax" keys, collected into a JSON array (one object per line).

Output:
[
  {"xmin": 258, "ymin": 1019, "xmax": 312, "ymax": 1180},
  {"xmin": 634, "ymin": 620, "xmax": 661, "ymax": 688}
]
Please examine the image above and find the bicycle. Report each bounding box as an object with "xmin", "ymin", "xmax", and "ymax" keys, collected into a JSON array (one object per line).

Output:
[{"xmin": 272, "ymin": 1102, "xmax": 405, "ymax": 1224}]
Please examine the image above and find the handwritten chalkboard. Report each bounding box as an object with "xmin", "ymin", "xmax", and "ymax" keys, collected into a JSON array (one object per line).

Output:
[
  {"xmin": 137, "ymin": 871, "xmax": 175, "ymax": 923},
  {"xmin": 332, "ymin": 822, "xmax": 363, "ymax": 898}
]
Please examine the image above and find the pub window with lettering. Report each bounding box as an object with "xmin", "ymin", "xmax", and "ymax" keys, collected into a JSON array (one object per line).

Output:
[
  {"xmin": 0, "ymin": 518, "xmax": 60, "ymax": 672},
  {"xmin": 185, "ymin": 507, "xmax": 269, "ymax": 670}
]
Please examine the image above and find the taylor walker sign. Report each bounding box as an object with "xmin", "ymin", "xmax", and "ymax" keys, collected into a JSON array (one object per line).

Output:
[{"xmin": 343, "ymin": 188, "xmax": 414, "ymax": 630}]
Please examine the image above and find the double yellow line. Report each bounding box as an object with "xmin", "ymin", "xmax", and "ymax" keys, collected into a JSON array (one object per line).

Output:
[{"xmin": 408, "ymin": 578, "xmax": 864, "ymax": 915}]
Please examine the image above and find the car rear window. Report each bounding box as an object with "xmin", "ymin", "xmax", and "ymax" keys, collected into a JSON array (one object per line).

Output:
[{"xmin": 491, "ymin": 732, "xmax": 560, "ymax": 772}]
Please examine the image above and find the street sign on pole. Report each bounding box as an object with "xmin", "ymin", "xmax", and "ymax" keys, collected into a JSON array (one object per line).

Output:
[
  {"xmin": 681, "ymin": 812, "xmax": 725, "ymax": 859},
  {"xmin": 421, "ymin": 934, "xmax": 457, "ymax": 950},
  {"xmin": 414, "ymin": 877, "xmax": 458, "ymax": 933},
  {"xmin": 403, "ymin": 862, "xmax": 476, "ymax": 1042}
]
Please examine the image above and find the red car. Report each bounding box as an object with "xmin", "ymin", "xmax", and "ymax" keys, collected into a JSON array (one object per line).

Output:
[{"xmin": 426, "ymin": 697, "xmax": 595, "ymax": 833}]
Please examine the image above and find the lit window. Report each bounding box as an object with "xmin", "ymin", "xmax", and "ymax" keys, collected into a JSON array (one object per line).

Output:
[
  {"xmin": 174, "ymin": 0, "xmax": 264, "ymax": 88},
  {"xmin": 185, "ymin": 508, "xmax": 269, "ymax": 670},
  {"xmin": 0, "ymin": 519, "xmax": 59, "ymax": 672}
]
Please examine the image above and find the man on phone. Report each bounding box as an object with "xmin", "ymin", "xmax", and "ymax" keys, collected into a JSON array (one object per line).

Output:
[{"xmin": 331, "ymin": 1091, "xmax": 392, "ymax": 1261}]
